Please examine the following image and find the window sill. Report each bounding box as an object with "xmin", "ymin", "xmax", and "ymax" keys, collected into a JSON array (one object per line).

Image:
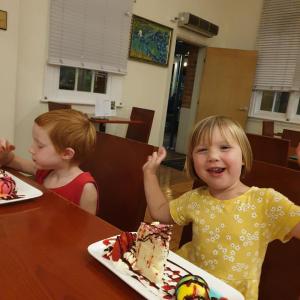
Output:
[
  {"xmin": 248, "ymin": 115, "xmax": 300, "ymax": 126},
  {"xmin": 40, "ymin": 98, "xmax": 95, "ymax": 106}
]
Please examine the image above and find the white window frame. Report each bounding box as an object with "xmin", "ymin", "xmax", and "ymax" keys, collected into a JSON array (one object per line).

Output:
[
  {"xmin": 42, "ymin": 64, "xmax": 123, "ymax": 107},
  {"xmin": 249, "ymin": 90, "xmax": 300, "ymax": 123}
]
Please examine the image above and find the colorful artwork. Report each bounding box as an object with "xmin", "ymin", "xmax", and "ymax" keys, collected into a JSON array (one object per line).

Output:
[{"xmin": 129, "ymin": 15, "xmax": 173, "ymax": 66}]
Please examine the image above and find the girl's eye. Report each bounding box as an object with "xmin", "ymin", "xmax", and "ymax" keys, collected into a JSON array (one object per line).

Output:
[
  {"xmin": 220, "ymin": 145, "xmax": 231, "ymax": 150},
  {"xmin": 196, "ymin": 148, "xmax": 207, "ymax": 153}
]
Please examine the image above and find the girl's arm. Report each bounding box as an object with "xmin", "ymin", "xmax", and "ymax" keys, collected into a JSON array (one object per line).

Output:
[
  {"xmin": 79, "ymin": 183, "xmax": 98, "ymax": 215},
  {"xmin": 294, "ymin": 144, "xmax": 300, "ymax": 238},
  {"xmin": 296, "ymin": 143, "xmax": 300, "ymax": 165},
  {"xmin": 143, "ymin": 147, "xmax": 173, "ymax": 224},
  {"xmin": 289, "ymin": 222, "xmax": 300, "ymax": 239}
]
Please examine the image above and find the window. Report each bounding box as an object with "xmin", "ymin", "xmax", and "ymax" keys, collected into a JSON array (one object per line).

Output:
[
  {"xmin": 250, "ymin": 90, "xmax": 300, "ymax": 121},
  {"xmin": 43, "ymin": 64, "xmax": 123, "ymax": 108},
  {"xmin": 249, "ymin": 0, "xmax": 300, "ymax": 123},
  {"xmin": 260, "ymin": 91, "xmax": 289, "ymax": 113},
  {"xmin": 58, "ymin": 66, "xmax": 108, "ymax": 94},
  {"xmin": 43, "ymin": 0, "xmax": 131, "ymax": 108}
]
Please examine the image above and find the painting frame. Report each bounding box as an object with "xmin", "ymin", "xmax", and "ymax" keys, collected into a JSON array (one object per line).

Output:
[
  {"xmin": 128, "ymin": 15, "xmax": 173, "ymax": 67},
  {"xmin": 0, "ymin": 10, "xmax": 7, "ymax": 31}
]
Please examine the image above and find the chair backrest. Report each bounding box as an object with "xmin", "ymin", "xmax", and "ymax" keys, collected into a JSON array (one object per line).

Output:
[
  {"xmin": 125, "ymin": 107, "xmax": 154, "ymax": 143},
  {"xmin": 48, "ymin": 101, "xmax": 72, "ymax": 111},
  {"xmin": 180, "ymin": 160, "xmax": 300, "ymax": 300},
  {"xmin": 81, "ymin": 132, "xmax": 157, "ymax": 232},
  {"xmin": 282, "ymin": 128, "xmax": 300, "ymax": 147},
  {"xmin": 246, "ymin": 133, "xmax": 290, "ymax": 166},
  {"xmin": 262, "ymin": 120, "xmax": 274, "ymax": 137}
]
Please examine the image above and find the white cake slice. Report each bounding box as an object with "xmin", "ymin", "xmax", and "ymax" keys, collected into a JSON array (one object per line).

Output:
[{"xmin": 134, "ymin": 222, "xmax": 172, "ymax": 284}]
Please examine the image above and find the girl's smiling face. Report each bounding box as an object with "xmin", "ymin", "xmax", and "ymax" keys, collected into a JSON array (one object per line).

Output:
[
  {"xmin": 29, "ymin": 123, "xmax": 64, "ymax": 170},
  {"xmin": 192, "ymin": 126, "xmax": 245, "ymax": 198}
]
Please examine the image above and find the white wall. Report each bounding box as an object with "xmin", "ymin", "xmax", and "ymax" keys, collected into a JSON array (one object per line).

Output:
[
  {"xmin": 3, "ymin": 0, "xmax": 263, "ymax": 159},
  {"xmin": 0, "ymin": 0, "xmax": 19, "ymax": 141}
]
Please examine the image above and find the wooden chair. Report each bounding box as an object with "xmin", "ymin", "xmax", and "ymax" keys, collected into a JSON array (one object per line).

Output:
[
  {"xmin": 179, "ymin": 160, "xmax": 300, "ymax": 300},
  {"xmin": 262, "ymin": 120, "xmax": 274, "ymax": 137},
  {"xmin": 246, "ymin": 133, "xmax": 290, "ymax": 166},
  {"xmin": 282, "ymin": 128, "xmax": 300, "ymax": 148},
  {"xmin": 48, "ymin": 101, "xmax": 71, "ymax": 111},
  {"xmin": 81, "ymin": 132, "xmax": 157, "ymax": 232},
  {"xmin": 125, "ymin": 107, "xmax": 154, "ymax": 143}
]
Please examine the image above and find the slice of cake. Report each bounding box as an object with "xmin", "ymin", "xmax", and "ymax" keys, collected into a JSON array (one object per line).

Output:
[
  {"xmin": 0, "ymin": 170, "xmax": 17, "ymax": 200},
  {"xmin": 134, "ymin": 222, "xmax": 172, "ymax": 284},
  {"xmin": 107, "ymin": 222, "xmax": 172, "ymax": 284}
]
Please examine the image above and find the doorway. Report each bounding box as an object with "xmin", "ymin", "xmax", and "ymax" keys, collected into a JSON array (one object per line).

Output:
[{"xmin": 162, "ymin": 40, "xmax": 200, "ymax": 170}]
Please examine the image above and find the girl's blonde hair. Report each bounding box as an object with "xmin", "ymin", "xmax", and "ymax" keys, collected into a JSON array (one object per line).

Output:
[
  {"xmin": 35, "ymin": 109, "xmax": 96, "ymax": 163},
  {"xmin": 186, "ymin": 115, "xmax": 253, "ymax": 180}
]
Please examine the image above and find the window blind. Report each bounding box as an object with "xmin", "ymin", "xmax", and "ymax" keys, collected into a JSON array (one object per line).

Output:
[
  {"xmin": 48, "ymin": 0, "xmax": 133, "ymax": 74},
  {"xmin": 254, "ymin": 0, "xmax": 300, "ymax": 91}
]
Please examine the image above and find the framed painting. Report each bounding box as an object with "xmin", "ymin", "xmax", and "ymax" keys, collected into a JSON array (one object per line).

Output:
[
  {"xmin": 129, "ymin": 15, "xmax": 173, "ymax": 66},
  {"xmin": 0, "ymin": 10, "xmax": 7, "ymax": 30}
]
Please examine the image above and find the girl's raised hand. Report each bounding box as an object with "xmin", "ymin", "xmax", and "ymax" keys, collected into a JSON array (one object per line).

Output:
[{"xmin": 143, "ymin": 146, "xmax": 167, "ymax": 175}]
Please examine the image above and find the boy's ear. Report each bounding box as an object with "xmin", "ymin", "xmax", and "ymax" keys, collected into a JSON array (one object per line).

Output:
[{"xmin": 61, "ymin": 147, "xmax": 75, "ymax": 160}]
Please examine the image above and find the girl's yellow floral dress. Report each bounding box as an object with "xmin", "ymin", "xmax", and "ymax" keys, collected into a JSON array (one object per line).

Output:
[{"xmin": 170, "ymin": 186, "xmax": 300, "ymax": 300}]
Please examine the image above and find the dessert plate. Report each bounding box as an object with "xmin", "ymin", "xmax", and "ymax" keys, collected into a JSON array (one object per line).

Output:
[
  {"xmin": 0, "ymin": 171, "xmax": 43, "ymax": 204},
  {"xmin": 88, "ymin": 237, "xmax": 245, "ymax": 300}
]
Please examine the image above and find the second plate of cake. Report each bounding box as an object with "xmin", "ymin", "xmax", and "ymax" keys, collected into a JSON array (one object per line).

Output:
[
  {"xmin": 88, "ymin": 235, "xmax": 245, "ymax": 300},
  {"xmin": 0, "ymin": 171, "xmax": 43, "ymax": 205}
]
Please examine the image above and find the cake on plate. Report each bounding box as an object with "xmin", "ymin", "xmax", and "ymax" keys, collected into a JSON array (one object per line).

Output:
[
  {"xmin": 102, "ymin": 222, "xmax": 230, "ymax": 299},
  {"xmin": 0, "ymin": 170, "xmax": 17, "ymax": 200},
  {"xmin": 134, "ymin": 222, "xmax": 172, "ymax": 284},
  {"xmin": 109, "ymin": 222, "xmax": 172, "ymax": 284}
]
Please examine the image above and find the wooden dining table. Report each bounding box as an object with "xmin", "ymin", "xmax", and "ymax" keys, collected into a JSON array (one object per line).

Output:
[{"xmin": 0, "ymin": 170, "xmax": 142, "ymax": 299}]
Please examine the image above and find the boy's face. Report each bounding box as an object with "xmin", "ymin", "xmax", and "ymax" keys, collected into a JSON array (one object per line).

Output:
[{"xmin": 29, "ymin": 123, "xmax": 64, "ymax": 170}]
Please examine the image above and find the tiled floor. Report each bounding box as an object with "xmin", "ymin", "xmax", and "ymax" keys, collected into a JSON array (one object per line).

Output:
[{"xmin": 144, "ymin": 163, "xmax": 193, "ymax": 251}]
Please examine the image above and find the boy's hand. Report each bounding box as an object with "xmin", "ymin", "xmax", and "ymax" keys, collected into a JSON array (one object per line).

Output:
[
  {"xmin": 296, "ymin": 143, "xmax": 300, "ymax": 165},
  {"xmin": 0, "ymin": 139, "xmax": 15, "ymax": 152},
  {"xmin": 143, "ymin": 147, "xmax": 167, "ymax": 175},
  {"xmin": 0, "ymin": 139, "xmax": 15, "ymax": 166}
]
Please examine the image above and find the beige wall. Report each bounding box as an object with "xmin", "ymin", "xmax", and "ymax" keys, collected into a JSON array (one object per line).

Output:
[
  {"xmin": 0, "ymin": 0, "xmax": 19, "ymax": 141},
  {"xmin": 2, "ymin": 0, "xmax": 263, "ymax": 158}
]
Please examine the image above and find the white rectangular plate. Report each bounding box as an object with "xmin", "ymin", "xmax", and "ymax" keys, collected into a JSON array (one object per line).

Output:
[
  {"xmin": 0, "ymin": 171, "xmax": 43, "ymax": 204},
  {"xmin": 88, "ymin": 236, "xmax": 245, "ymax": 300}
]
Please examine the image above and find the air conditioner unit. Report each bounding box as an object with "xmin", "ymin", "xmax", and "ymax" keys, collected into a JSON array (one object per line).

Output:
[{"xmin": 177, "ymin": 12, "xmax": 219, "ymax": 38}]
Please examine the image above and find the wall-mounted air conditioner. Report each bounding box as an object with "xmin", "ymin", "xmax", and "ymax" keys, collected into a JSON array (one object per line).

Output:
[{"xmin": 177, "ymin": 12, "xmax": 219, "ymax": 38}]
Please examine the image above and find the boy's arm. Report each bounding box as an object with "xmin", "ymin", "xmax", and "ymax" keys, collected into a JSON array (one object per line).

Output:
[
  {"xmin": 79, "ymin": 183, "xmax": 98, "ymax": 215},
  {"xmin": 0, "ymin": 139, "xmax": 36, "ymax": 175},
  {"xmin": 143, "ymin": 147, "xmax": 173, "ymax": 224},
  {"xmin": 7, "ymin": 155, "xmax": 36, "ymax": 175}
]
